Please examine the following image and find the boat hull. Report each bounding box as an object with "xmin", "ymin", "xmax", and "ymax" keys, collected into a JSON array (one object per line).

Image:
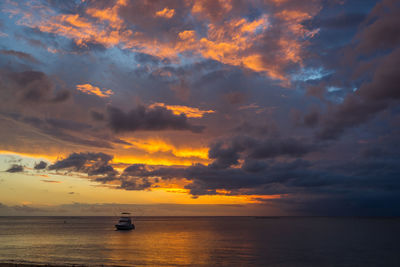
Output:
[{"xmin": 115, "ymin": 224, "xmax": 135, "ymax": 230}]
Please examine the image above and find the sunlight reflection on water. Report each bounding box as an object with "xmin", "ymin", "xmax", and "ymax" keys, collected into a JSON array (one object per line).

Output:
[{"xmin": 0, "ymin": 217, "xmax": 399, "ymax": 266}]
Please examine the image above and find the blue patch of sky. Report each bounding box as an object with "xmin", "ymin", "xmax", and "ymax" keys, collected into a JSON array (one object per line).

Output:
[
  {"xmin": 246, "ymin": 7, "xmax": 264, "ymax": 22},
  {"xmin": 327, "ymin": 86, "xmax": 342, "ymax": 93},
  {"xmin": 105, "ymin": 47, "xmax": 138, "ymax": 69},
  {"xmin": 291, "ymin": 67, "xmax": 333, "ymax": 82},
  {"xmin": 0, "ymin": 12, "xmax": 81, "ymax": 73},
  {"xmin": 326, "ymin": 86, "xmax": 345, "ymax": 104},
  {"xmin": 303, "ymin": 0, "xmax": 377, "ymax": 51},
  {"xmin": 0, "ymin": 22, "xmax": 45, "ymax": 69}
]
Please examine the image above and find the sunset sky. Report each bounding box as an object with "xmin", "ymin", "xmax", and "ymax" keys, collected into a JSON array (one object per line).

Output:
[{"xmin": 0, "ymin": 0, "xmax": 399, "ymax": 216}]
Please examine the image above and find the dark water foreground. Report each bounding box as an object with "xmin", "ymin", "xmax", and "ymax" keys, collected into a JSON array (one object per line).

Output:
[{"xmin": 0, "ymin": 216, "xmax": 399, "ymax": 266}]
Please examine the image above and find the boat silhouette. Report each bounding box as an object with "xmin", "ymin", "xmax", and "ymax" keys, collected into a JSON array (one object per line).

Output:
[{"xmin": 115, "ymin": 212, "xmax": 135, "ymax": 230}]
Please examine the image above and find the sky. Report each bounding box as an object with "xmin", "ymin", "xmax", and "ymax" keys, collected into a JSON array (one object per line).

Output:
[{"xmin": 0, "ymin": 0, "xmax": 399, "ymax": 216}]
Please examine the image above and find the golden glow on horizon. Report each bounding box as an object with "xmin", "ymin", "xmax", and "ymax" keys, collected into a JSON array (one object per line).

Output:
[
  {"xmin": 1, "ymin": 153, "xmax": 283, "ymax": 208},
  {"xmin": 0, "ymin": 150, "xmax": 57, "ymax": 161}
]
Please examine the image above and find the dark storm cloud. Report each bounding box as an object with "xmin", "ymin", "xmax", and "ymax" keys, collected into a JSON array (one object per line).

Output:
[
  {"xmin": 111, "ymin": 158, "xmax": 312, "ymax": 196},
  {"xmin": 95, "ymin": 119, "xmax": 400, "ymax": 201},
  {"xmin": 146, "ymin": 154, "xmax": 400, "ymax": 201},
  {"xmin": 8, "ymin": 71, "xmax": 53, "ymax": 103},
  {"xmin": 302, "ymin": 110, "xmax": 320, "ymax": 128},
  {"xmin": 121, "ymin": 164, "xmax": 184, "ymax": 180},
  {"xmin": 249, "ymin": 138, "xmax": 314, "ymax": 159},
  {"xmin": 233, "ymin": 121, "xmax": 276, "ymax": 136},
  {"xmin": 5, "ymin": 164, "xmax": 24, "ymax": 173},
  {"xmin": 118, "ymin": 178, "xmax": 153, "ymax": 191},
  {"xmin": 318, "ymin": 47, "xmax": 400, "ymax": 140},
  {"xmin": 51, "ymin": 90, "xmax": 71, "ymax": 102},
  {"xmin": 107, "ymin": 105, "xmax": 205, "ymax": 133},
  {"xmin": 184, "ymin": 159, "xmax": 316, "ymax": 196},
  {"xmin": 60, "ymin": 133, "xmax": 316, "ymax": 196},
  {"xmin": 208, "ymin": 143, "xmax": 240, "ymax": 169},
  {"xmin": 208, "ymin": 136, "xmax": 315, "ymax": 169},
  {"xmin": 355, "ymin": 0, "xmax": 400, "ymax": 55},
  {"xmin": 113, "ymin": 159, "xmax": 307, "ymax": 196},
  {"xmin": 241, "ymin": 159, "xmax": 268, "ymax": 173},
  {"xmin": 122, "ymin": 164, "xmax": 153, "ymax": 176},
  {"xmin": 319, "ymin": 13, "xmax": 366, "ymax": 29},
  {"xmin": 34, "ymin": 161, "xmax": 48, "ymax": 170},
  {"xmin": 313, "ymin": 1, "xmax": 400, "ymax": 140},
  {"xmin": 90, "ymin": 110, "xmax": 105, "ymax": 121},
  {"xmin": 0, "ymin": 49, "xmax": 40, "ymax": 64},
  {"xmin": 48, "ymin": 138, "xmax": 400, "ymax": 214},
  {"xmin": 1, "ymin": 70, "xmax": 70, "ymax": 104},
  {"xmin": 115, "ymin": 165, "xmax": 160, "ymax": 191},
  {"xmin": 49, "ymin": 152, "xmax": 117, "ymax": 176},
  {"xmin": 49, "ymin": 152, "xmax": 159, "ymax": 191}
]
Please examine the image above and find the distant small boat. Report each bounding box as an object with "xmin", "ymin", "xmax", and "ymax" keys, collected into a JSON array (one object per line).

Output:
[{"xmin": 115, "ymin": 212, "xmax": 135, "ymax": 230}]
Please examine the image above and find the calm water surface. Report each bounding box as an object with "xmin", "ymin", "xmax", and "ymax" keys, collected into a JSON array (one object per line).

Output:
[{"xmin": 0, "ymin": 216, "xmax": 399, "ymax": 266}]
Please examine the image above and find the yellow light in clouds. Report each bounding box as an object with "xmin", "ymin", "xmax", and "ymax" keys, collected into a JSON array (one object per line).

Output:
[
  {"xmin": 113, "ymin": 154, "xmax": 202, "ymax": 166},
  {"xmin": 152, "ymin": 186, "xmax": 282, "ymax": 205},
  {"xmin": 76, "ymin": 84, "xmax": 114, "ymax": 98},
  {"xmin": 149, "ymin": 103, "xmax": 215, "ymax": 118},
  {"xmin": 122, "ymin": 138, "xmax": 209, "ymax": 160}
]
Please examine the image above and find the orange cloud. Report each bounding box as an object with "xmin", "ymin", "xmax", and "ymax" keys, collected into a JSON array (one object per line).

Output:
[
  {"xmin": 155, "ymin": 8, "xmax": 175, "ymax": 19},
  {"xmin": 9, "ymin": 0, "xmax": 320, "ymax": 82},
  {"xmin": 178, "ymin": 30, "xmax": 196, "ymax": 41},
  {"xmin": 76, "ymin": 84, "xmax": 114, "ymax": 98},
  {"xmin": 86, "ymin": 0, "xmax": 126, "ymax": 26},
  {"xmin": 149, "ymin": 102, "xmax": 215, "ymax": 118},
  {"xmin": 191, "ymin": 0, "xmax": 233, "ymax": 19}
]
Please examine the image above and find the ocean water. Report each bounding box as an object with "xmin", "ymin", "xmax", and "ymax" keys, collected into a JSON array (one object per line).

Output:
[{"xmin": 0, "ymin": 216, "xmax": 399, "ymax": 266}]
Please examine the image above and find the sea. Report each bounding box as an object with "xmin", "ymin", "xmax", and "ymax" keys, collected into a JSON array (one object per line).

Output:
[{"xmin": 0, "ymin": 216, "xmax": 399, "ymax": 266}]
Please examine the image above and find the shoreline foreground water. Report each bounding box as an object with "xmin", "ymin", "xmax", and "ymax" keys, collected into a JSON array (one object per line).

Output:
[{"xmin": 1, "ymin": 216, "xmax": 400, "ymax": 266}]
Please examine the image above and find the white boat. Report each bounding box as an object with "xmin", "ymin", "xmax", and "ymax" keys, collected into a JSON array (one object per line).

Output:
[{"xmin": 115, "ymin": 212, "xmax": 135, "ymax": 230}]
